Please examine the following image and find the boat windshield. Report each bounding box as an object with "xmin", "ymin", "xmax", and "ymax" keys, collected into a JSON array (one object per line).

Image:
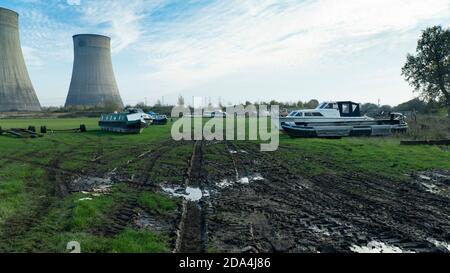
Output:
[
  {"xmin": 318, "ymin": 103, "xmax": 337, "ymax": 109},
  {"xmin": 317, "ymin": 103, "xmax": 328, "ymax": 109}
]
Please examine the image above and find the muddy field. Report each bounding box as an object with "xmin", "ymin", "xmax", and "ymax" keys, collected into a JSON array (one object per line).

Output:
[
  {"xmin": 48, "ymin": 140, "xmax": 450, "ymax": 252},
  {"xmin": 0, "ymin": 118, "xmax": 449, "ymax": 253},
  {"xmin": 160, "ymin": 140, "xmax": 450, "ymax": 253}
]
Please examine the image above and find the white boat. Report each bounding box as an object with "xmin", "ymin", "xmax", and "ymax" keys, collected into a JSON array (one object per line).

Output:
[
  {"xmin": 280, "ymin": 101, "xmax": 408, "ymax": 138},
  {"xmin": 280, "ymin": 101, "xmax": 373, "ymax": 125},
  {"xmin": 126, "ymin": 108, "xmax": 153, "ymax": 122}
]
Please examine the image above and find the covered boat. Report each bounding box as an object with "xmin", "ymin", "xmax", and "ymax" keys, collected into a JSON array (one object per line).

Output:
[
  {"xmin": 148, "ymin": 111, "xmax": 168, "ymax": 125},
  {"xmin": 99, "ymin": 109, "xmax": 150, "ymax": 134},
  {"xmin": 280, "ymin": 101, "xmax": 408, "ymax": 138}
]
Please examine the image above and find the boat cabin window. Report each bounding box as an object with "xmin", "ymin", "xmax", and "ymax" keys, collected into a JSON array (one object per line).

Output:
[
  {"xmin": 337, "ymin": 102, "xmax": 361, "ymax": 117},
  {"xmin": 304, "ymin": 112, "xmax": 312, "ymax": 117},
  {"xmin": 312, "ymin": 112, "xmax": 323, "ymax": 116},
  {"xmin": 342, "ymin": 104, "xmax": 350, "ymax": 114},
  {"xmin": 295, "ymin": 112, "xmax": 303, "ymax": 117}
]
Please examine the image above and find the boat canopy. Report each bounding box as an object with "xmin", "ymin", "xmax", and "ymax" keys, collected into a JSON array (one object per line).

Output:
[{"xmin": 336, "ymin": 101, "xmax": 361, "ymax": 117}]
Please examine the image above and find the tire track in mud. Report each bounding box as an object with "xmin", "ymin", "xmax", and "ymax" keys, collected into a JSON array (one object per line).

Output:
[
  {"xmin": 206, "ymin": 141, "xmax": 450, "ymax": 253},
  {"xmin": 175, "ymin": 140, "xmax": 207, "ymax": 253},
  {"xmin": 225, "ymin": 141, "xmax": 250, "ymax": 181},
  {"xmin": 241, "ymin": 142, "xmax": 449, "ymax": 252},
  {"xmin": 98, "ymin": 140, "xmax": 186, "ymax": 236}
]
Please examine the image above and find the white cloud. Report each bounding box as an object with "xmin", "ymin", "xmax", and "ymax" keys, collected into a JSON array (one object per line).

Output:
[
  {"xmin": 76, "ymin": 0, "xmax": 162, "ymax": 52},
  {"xmin": 14, "ymin": 0, "xmax": 450, "ymax": 105},
  {"xmin": 22, "ymin": 46, "xmax": 43, "ymax": 67},
  {"xmin": 19, "ymin": 9, "xmax": 81, "ymax": 62},
  {"xmin": 137, "ymin": 0, "xmax": 450, "ymax": 92},
  {"xmin": 67, "ymin": 0, "xmax": 81, "ymax": 6}
]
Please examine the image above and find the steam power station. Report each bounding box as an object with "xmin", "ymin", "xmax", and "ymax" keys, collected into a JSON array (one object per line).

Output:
[
  {"xmin": 0, "ymin": 7, "xmax": 41, "ymax": 112},
  {"xmin": 65, "ymin": 34, "xmax": 124, "ymax": 109}
]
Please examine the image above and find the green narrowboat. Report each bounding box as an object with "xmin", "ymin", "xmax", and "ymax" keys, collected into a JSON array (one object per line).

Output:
[{"xmin": 99, "ymin": 110, "xmax": 150, "ymax": 134}]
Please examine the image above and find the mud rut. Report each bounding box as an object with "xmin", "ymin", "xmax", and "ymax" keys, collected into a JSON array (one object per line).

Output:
[
  {"xmin": 1, "ymin": 138, "xmax": 449, "ymax": 253},
  {"xmin": 204, "ymin": 141, "xmax": 450, "ymax": 253},
  {"xmin": 96, "ymin": 139, "xmax": 188, "ymax": 236},
  {"xmin": 174, "ymin": 140, "xmax": 207, "ymax": 253}
]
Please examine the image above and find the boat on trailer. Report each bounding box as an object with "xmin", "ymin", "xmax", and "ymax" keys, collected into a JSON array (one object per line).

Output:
[
  {"xmin": 99, "ymin": 109, "xmax": 150, "ymax": 134},
  {"xmin": 280, "ymin": 101, "xmax": 408, "ymax": 138}
]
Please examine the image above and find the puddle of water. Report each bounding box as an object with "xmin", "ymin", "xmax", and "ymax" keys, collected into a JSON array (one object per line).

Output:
[
  {"xmin": 421, "ymin": 183, "xmax": 440, "ymax": 194},
  {"xmin": 162, "ymin": 185, "xmax": 204, "ymax": 202},
  {"xmin": 428, "ymin": 238, "xmax": 450, "ymax": 252},
  {"xmin": 185, "ymin": 187, "xmax": 203, "ymax": 201},
  {"xmin": 238, "ymin": 177, "xmax": 250, "ymax": 184},
  {"xmin": 350, "ymin": 241, "xmax": 411, "ymax": 253},
  {"xmin": 217, "ymin": 174, "xmax": 265, "ymax": 189},
  {"xmin": 218, "ymin": 179, "xmax": 233, "ymax": 189},
  {"xmin": 203, "ymin": 190, "xmax": 210, "ymax": 197},
  {"xmin": 229, "ymin": 150, "xmax": 238, "ymax": 154},
  {"xmin": 419, "ymin": 175, "xmax": 432, "ymax": 181},
  {"xmin": 252, "ymin": 175, "xmax": 264, "ymax": 181}
]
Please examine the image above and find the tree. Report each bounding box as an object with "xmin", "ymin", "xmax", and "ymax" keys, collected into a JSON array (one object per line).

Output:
[
  {"xmin": 360, "ymin": 103, "xmax": 379, "ymax": 114},
  {"xmin": 402, "ymin": 26, "xmax": 450, "ymax": 116},
  {"xmin": 304, "ymin": 99, "xmax": 319, "ymax": 109},
  {"xmin": 102, "ymin": 100, "xmax": 122, "ymax": 112}
]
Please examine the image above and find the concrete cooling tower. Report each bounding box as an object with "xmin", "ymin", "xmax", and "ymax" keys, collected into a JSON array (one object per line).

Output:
[
  {"xmin": 65, "ymin": 34, "xmax": 124, "ymax": 109},
  {"xmin": 0, "ymin": 7, "xmax": 41, "ymax": 112}
]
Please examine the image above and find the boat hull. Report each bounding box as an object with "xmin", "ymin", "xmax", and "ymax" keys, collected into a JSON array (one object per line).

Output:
[
  {"xmin": 99, "ymin": 120, "xmax": 146, "ymax": 134},
  {"xmin": 282, "ymin": 120, "xmax": 407, "ymax": 138},
  {"xmin": 152, "ymin": 117, "xmax": 168, "ymax": 125},
  {"xmin": 280, "ymin": 116, "xmax": 373, "ymax": 126}
]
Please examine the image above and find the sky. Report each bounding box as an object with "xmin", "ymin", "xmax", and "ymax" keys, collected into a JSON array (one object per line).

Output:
[{"xmin": 2, "ymin": 0, "xmax": 450, "ymax": 107}]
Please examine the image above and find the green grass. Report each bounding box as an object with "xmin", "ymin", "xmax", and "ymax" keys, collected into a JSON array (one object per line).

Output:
[
  {"xmin": 0, "ymin": 179, "xmax": 26, "ymax": 223},
  {"xmin": 71, "ymin": 194, "xmax": 116, "ymax": 231},
  {"xmin": 0, "ymin": 163, "xmax": 46, "ymax": 225},
  {"xmin": 280, "ymin": 136, "xmax": 450, "ymax": 178},
  {"xmin": 138, "ymin": 192, "xmax": 178, "ymax": 214},
  {"xmin": 49, "ymin": 229, "xmax": 169, "ymax": 253},
  {"xmin": 111, "ymin": 228, "xmax": 169, "ymax": 253},
  {"xmin": 0, "ymin": 117, "xmax": 99, "ymax": 131}
]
